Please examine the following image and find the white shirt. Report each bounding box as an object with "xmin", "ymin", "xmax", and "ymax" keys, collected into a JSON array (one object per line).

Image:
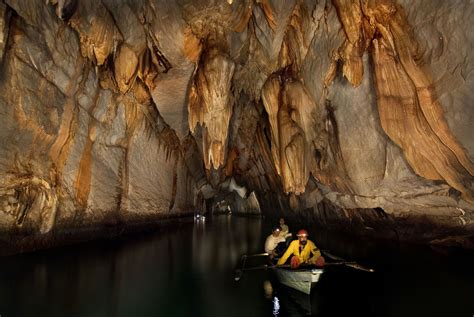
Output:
[{"xmin": 265, "ymin": 234, "xmax": 286, "ymax": 254}]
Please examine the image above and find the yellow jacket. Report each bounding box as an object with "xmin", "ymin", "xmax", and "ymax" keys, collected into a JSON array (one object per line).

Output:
[{"xmin": 277, "ymin": 240, "xmax": 321, "ymax": 265}]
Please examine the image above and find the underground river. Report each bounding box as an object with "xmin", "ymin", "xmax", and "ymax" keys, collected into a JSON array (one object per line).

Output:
[{"xmin": 0, "ymin": 215, "xmax": 473, "ymax": 316}]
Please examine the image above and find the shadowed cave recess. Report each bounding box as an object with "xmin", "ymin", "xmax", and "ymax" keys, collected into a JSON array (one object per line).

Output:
[{"xmin": 0, "ymin": 0, "xmax": 473, "ymax": 254}]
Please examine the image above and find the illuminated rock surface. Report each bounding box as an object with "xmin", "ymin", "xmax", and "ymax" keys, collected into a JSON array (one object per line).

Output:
[{"xmin": 0, "ymin": 0, "xmax": 472, "ymax": 251}]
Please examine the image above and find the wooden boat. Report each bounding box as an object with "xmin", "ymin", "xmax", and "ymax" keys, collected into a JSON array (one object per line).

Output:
[
  {"xmin": 273, "ymin": 267, "xmax": 324, "ymax": 295},
  {"xmin": 234, "ymin": 252, "xmax": 372, "ymax": 294}
]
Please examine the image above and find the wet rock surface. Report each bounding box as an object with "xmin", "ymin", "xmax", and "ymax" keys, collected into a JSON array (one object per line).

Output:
[{"xmin": 0, "ymin": 0, "xmax": 472, "ymax": 251}]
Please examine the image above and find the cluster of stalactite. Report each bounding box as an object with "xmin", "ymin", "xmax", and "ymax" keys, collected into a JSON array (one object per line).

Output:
[
  {"xmin": 0, "ymin": 0, "xmax": 472, "ymax": 243},
  {"xmin": 259, "ymin": 1, "xmax": 352, "ymax": 196},
  {"xmin": 0, "ymin": 0, "xmax": 189, "ymax": 235},
  {"xmin": 332, "ymin": 0, "xmax": 474, "ymax": 202},
  {"xmin": 181, "ymin": 0, "xmax": 474, "ymax": 206},
  {"xmin": 46, "ymin": 0, "xmax": 180, "ymax": 212}
]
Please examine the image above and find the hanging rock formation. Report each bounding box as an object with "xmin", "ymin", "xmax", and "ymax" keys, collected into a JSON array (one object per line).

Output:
[
  {"xmin": 188, "ymin": 44, "xmax": 235, "ymax": 170},
  {"xmin": 0, "ymin": 0, "xmax": 473, "ymax": 251}
]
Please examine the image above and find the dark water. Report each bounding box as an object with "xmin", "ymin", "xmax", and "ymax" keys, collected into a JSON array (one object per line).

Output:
[{"xmin": 0, "ymin": 215, "xmax": 473, "ymax": 317}]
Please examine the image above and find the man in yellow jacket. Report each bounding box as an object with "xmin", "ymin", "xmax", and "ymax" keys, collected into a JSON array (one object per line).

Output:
[{"xmin": 277, "ymin": 229, "xmax": 325, "ymax": 268}]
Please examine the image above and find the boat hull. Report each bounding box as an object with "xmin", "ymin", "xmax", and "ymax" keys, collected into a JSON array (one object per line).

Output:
[{"xmin": 274, "ymin": 268, "xmax": 324, "ymax": 294}]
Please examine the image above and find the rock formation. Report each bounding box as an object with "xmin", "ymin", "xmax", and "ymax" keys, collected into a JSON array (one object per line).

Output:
[{"xmin": 0, "ymin": 0, "xmax": 473, "ymax": 251}]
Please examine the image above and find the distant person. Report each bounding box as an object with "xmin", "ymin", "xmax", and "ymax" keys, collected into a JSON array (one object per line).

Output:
[
  {"xmin": 265, "ymin": 225, "xmax": 286, "ymax": 260},
  {"xmin": 279, "ymin": 217, "xmax": 292, "ymax": 239},
  {"xmin": 277, "ymin": 229, "xmax": 325, "ymax": 269}
]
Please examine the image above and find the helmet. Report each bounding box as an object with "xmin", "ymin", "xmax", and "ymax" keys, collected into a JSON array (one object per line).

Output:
[{"xmin": 296, "ymin": 229, "xmax": 308, "ymax": 237}]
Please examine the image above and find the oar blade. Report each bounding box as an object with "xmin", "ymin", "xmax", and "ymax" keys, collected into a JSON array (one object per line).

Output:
[{"xmin": 344, "ymin": 263, "xmax": 374, "ymax": 272}]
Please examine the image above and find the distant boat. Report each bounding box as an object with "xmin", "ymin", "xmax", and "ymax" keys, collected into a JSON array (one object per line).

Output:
[
  {"xmin": 273, "ymin": 267, "xmax": 324, "ymax": 295},
  {"xmin": 194, "ymin": 214, "xmax": 206, "ymax": 221}
]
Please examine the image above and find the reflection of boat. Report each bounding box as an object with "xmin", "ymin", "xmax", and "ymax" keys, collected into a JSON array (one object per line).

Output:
[
  {"xmin": 273, "ymin": 267, "xmax": 324, "ymax": 295},
  {"xmin": 276, "ymin": 284, "xmax": 313, "ymax": 316}
]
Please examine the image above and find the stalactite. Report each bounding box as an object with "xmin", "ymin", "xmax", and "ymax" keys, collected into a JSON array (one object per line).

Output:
[
  {"xmin": 333, "ymin": 0, "xmax": 372, "ymax": 87},
  {"xmin": 262, "ymin": 74, "xmax": 318, "ymax": 194},
  {"xmin": 188, "ymin": 45, "xmax": 235, "ymax": 170},
  {"xmin": 278, "ymin": 1, "xmax": 312, "ymax": 74},
  {"xmin": 68, "ymin": 1, "xmax": 122, "ymax": 66},
  {"xmin": 261, "ymin": 74, "xmax": 282, "ymax": 176},
  {"xmin": 232, "ymin": 0, "xmax": 276, "ymax": 33},
  {"xmin": 331, "ymin": 0, "xmax": 474, "ymax": 201},
  {"xmin": 114, "ymin": 44, "xmax": 138, "ymax": 94}
]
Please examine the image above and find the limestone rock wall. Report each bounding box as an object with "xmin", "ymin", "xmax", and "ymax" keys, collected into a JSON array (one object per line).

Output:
[
  {"xmin": 0, "ymin": 0, "xmax": 197, "ymax": 241},
  {"xmin": 0, "ymin": 0, "xmax": 473, "ymax": 248}
]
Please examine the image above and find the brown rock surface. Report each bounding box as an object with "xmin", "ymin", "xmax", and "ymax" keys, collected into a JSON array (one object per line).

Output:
[{"xmin": 0, "ymin": 0, "xmax": 473, "ymax": 251}]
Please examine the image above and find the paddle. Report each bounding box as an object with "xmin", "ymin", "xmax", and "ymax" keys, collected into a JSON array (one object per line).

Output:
[
  {"xmin": 234, "ymin": 264, "xmax": 291, "ymax": 281},
  {"xmin": 240, "ymin": 253, "xmax": 269, "ymax": 259},
  {"xmin": 234, "ymin": 250, "xmax": 374, "ymax": 281},
  {"xmin": 322, "ymin": 250, "xmax": 375, "ymax": 273},
  {"xmin": 234, "ymin": 253, "xmax": 270, "ymax": 281},
  {"xmin": 342, "ymin": 262, "xmax": 374, "ymax": 273},
  {"xmin": 235, "ymin": 264, "xmax": 270, "ymax": 280},
  {"xmin": 234, "ymin": 261, "xmax": 364, "ymax": 281},
  {"xmin": 237, "ymin": 253, "xmax": 270, "ymax": 270}
]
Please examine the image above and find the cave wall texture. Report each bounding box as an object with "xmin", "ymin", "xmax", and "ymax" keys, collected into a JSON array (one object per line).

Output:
[{"xmin": 0, "ymin": 0, "xmax": 473, "ymax": 249}]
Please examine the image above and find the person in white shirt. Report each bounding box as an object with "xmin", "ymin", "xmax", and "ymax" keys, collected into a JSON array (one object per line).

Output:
[{"xmin": 265, "ymin": 226, "xmax": 286, "ymax": 259}]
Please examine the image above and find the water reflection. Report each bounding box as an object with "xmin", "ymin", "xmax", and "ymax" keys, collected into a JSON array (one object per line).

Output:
[
  {"xmin": 0, "ymin": 216, "xmax": 268, "ymax": 317},
  {"xmin": 0, "ymin": 215, "xmax": 473, "ymax": 317},
  {"xmin": 264, "ymin": 279, "xmax": 315, "ymax": 316},
  {"xmin": 192, "ymin": 215, "xmax": 262, "ymax": 273},
  {"xmin": 272, "ymin": 296, "xmax": 280, "ymax": 316}
]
